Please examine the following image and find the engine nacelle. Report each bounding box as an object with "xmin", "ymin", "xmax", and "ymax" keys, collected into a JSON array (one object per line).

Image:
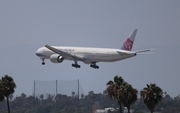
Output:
[{"xmin": 50, "ymin": 54, "xmax": 64, "ymax": 63}]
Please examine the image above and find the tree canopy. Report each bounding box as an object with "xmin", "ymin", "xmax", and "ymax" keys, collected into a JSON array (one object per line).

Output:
[
  {"xmin": 0, "ymin": 75, "xmax": 16, "ymax": 113},
  {"xmin": 106, "ymin": 75, "xmax": 138, "ymax": 113},
  {"xmin": 140, "ymin": 83, "xmax": 163, "ymax": 113}
]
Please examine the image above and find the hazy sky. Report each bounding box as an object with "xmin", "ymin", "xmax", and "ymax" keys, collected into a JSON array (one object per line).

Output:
[{"xmin": 0, "ymin": 1, "xmax": 180, "ymax": 97}]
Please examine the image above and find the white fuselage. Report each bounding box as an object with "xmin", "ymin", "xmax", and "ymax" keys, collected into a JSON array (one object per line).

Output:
[
  {"xmin": 36, "ymin": 46, "xmax": 136, "ymax": 64},
  {"xmin": 35, "ymin": 29, "xmax": 150, "ymax": 69}
]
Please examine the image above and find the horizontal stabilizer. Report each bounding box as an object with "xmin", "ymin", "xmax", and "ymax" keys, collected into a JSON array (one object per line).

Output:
[{"xmin": 135, "ymin": 49, "xmax": 154, "ymax": 53}]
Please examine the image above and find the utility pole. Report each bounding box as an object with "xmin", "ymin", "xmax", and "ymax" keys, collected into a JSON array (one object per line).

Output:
[
  {"xmin": 56, "ymin": 80, "xmax": 57, "ymax": 111},
  {"xmin": 34, "ymin": 80, "xmax": 35, "ymax": 112},
  {"xmin": 78, "ymin": 79, "xmax": 79, "ymax": 111}
]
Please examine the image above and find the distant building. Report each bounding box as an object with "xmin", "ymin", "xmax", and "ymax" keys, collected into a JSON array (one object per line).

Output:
[
  {"xmin": 95, "ymin": 107, "xmax": 115, "ymax": 113},
  {"xmin": 124, "ymin": 107, "xmax": 134, "ymax": 113},
  {"xmin": 95, "ymin": 109, "xmax": 107, "ymax": 113},
  {"xmin": 95, "ymin": 107, "xmax": 134, "ymax": 113}
]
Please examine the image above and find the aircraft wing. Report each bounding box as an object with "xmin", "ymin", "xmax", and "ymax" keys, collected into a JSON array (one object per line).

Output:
[{"xmin": 45, "ymin": 45, "xmax": 85, "ymax": 61}]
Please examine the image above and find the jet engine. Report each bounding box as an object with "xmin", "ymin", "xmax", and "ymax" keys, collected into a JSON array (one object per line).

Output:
[{"xmin": 50, "ymin": 54, "xmax": 64, "ymax": 63}]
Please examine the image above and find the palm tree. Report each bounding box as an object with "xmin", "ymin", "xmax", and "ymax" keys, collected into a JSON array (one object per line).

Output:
[
  {"xmin": 72, "ymin": 91, "xmax": 75, "ymax": 98},
  {"xmin": 81, "ymin": 94, "xmax": 84, "ymax": 99},
  {"xmin": 0, "ymin": 81, "xmax": 5, "ymax": 102},
  {"xmin": 106, "ymin": 75, "xmax": 124, "ymax": 113},
  {"xmin": 40, "ymin": 94, "xmax": 44, "ymax": 101},
  {"xmin": 120, "ymin": 82, "xmax": 138, "ymax": 113},
  {"xmin": 140, "ymin": 83, "xmax": 163, "ymax": 113},
  {"xmin": 0, "ymin": 75, "xmax": 16, "ymax": 113}
]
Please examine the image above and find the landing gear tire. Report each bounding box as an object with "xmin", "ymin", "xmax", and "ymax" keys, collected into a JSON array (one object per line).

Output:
[
  {"xmin": 90, "ymin": 64, "xmax": 99, "ymax": 69},
  {"xmin": 72, "ymin": 64, "xmax": 81, "ymax": 68},
  {"xmin": 42, "ymin": 59, "xmax": 45, "ymax": 65}
]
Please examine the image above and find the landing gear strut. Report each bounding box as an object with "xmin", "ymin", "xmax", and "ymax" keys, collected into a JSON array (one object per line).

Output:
[
  {"xmin": 72, "ymin": 61, "xmax": 81, "ymax": 68},
  {"xmin": 90, "ymin": 62, "xmax": 99, "ymax": 69},
  {"xmin": 42, "ymin": 59, "xmax": 45, "ymax": 65}
]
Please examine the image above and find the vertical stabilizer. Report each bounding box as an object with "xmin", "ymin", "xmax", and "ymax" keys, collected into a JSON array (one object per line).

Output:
[{"xmin": 121, "ymin": 29, "xmax": 137, "ymax": 51}]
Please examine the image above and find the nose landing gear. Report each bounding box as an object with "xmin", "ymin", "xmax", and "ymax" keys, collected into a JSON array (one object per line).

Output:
[{"xmin": 42, "ymin": 59, "xmax": 45, "ymax": 65}]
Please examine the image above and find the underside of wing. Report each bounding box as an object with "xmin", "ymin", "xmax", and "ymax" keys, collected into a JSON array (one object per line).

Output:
[{"xmin": 45, "ymin": 45, "xmax": 85, "ymax": 61}]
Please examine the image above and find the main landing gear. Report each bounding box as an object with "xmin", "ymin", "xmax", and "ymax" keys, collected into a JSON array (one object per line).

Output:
[
  {"xmin": 90, "ymin": 62, "xmax": 99, "ymax": 69},
  {"xmin": 72, "ymin": 62, "xmax": 81, "ymax": 68},
  {"xmin": 42, "ymin": 59, "xmax": 45, "ymax": 65}
]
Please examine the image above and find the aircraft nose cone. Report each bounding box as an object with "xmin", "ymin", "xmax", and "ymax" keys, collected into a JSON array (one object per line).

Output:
[
  {"xmin": 35, "ymin": 49, "xmax": 41, "ymax": 56},
  {"xmin": 35, "ymin": 51, "xmax": 38, "ymax": 56}
]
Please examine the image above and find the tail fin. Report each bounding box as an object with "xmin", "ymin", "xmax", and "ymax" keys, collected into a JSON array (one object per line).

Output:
[{"xmin": 121, "ymin": 29, "xmax": 137, "ymax": 51}]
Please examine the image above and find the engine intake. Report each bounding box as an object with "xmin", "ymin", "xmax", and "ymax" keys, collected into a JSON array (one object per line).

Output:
[{"xmin": 50, "ymin": 54, "xmax": 64, "ymax": 63}]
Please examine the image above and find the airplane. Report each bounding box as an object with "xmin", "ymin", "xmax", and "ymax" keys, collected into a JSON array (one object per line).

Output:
[{"xmin": 35, "ymin": 29, "xmax": 150, "ymax": 69}]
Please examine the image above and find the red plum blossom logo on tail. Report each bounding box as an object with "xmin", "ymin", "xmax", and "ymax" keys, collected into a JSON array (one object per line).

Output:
[{"xmin": 123, "ymin": 38, "xmax": 133, "ymax": 51}]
